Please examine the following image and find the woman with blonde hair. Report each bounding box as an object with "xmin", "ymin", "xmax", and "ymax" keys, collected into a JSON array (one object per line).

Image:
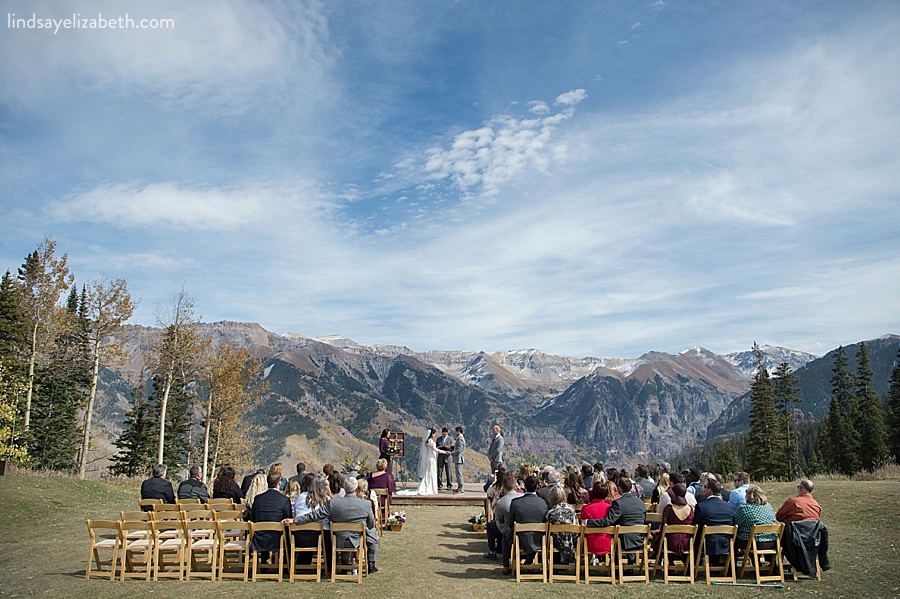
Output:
[
  {"xmin": 652, "ymin": 472, "xmax": 670, "ymax": 504},
  {"xmin": 734, "ymin": 485, "xmax": 778, "ymax": 550},
  {"xmin": 244, "ymin": 471, "xmax": 268, "ymax": 511},
  {"xmin": 268, "ymin": 462, "xmax": 286, "ymax": 491}
]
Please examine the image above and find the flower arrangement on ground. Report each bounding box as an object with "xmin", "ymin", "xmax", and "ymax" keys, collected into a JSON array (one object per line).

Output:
[
  {"xmin": 387, "ymin": 511, "xmax": 407, "ymax": 525},
  {"xmin": 468, "ymin": 513, "xmax": 487, "ymax": 526}
]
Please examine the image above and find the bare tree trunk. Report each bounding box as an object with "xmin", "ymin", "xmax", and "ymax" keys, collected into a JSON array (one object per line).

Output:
[
  {"xmin": 78, "ymin": 345, "xmax": 102, "ymax": 479},
  {"xmin": 202, "ymin": 389, "xmax": 213, "ymax": 484},
  {"xmin": 24, "ymin": 323, "xmax": 38, "ymax": 429},
  {"xmin": 156, "ymin": 363, "xmax": 174, "ymax": 465}
]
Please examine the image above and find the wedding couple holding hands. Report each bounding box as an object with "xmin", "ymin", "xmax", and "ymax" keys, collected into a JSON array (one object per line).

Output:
[{"xmin": 415, "ymin": 426, "xmax": 466, "ymax": 495}]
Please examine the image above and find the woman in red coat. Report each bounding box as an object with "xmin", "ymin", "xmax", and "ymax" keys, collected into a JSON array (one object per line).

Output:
[{"xmin": 581, "ymin": 482, "xmax": 614, "ymax": 557}]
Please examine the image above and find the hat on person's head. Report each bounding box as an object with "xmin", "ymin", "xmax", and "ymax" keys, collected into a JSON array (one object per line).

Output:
[{"xmin": 668, "ymin": 483, "xmax": 688, "ymax": 505}]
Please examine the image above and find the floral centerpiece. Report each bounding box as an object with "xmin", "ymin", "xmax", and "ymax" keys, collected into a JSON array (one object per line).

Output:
[
  {"xmin": 385, "ymin": 444, "xmax": 399, "ymax": 456},
  {"xmin": 468, "ymin": 513, "xmax": 487, "ymax": 531},
  {"xmin": 387, "ymin": 511, "xmax": 406, "ymax": 530}
]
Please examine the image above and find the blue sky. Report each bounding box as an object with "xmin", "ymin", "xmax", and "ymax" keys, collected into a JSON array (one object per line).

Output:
[{"xmin": 1, "ymin": 0, "xmax": 898, "ymax": 358}]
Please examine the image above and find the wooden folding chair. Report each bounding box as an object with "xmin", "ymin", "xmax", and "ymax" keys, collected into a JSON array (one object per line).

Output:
[
  {"xmin": 152, "ymin": 520, "xmax": 186, "ymax": 580},
  {"xmin": 183, "ymin": 520, "xmax": 218, "ymax": 580},
  {"xmin": 118, "ymin": 520, "xmax": 154, "ymax": 581},
  {"xmin": 584, "ymin": 526, "xmax": 617, "ymax": 585},
  {"xmin": 330, "ymin": 522, "xmax": 367, "ymax": 583},
  {"xmin": 288, "ymin": 522, "xmax": 325, "ymax": 582},
  {"xmin": 653, "ymin": 524, "xmax": 697, "ymax": 584},
  {"xmin": 548, "ymin": 523, "xmax": 582, "ymax": 583},
  {"xmin": 694, "ymin": 524, "xmax": 737, "ymax": 584},
  {"xmin": 373, "ymin": 488, "xmax": 390, "ymax": 528},
  {"xmin": 739, "ymin": 523, "xmax": 784, "ymax": 584},
  {"xmin": 644, "ymin": 512, "xmax": 662, "ymax": 524},
  {"xmin": 249, "ymin": 521, "xmax": 286, "ymax": 581},
  {"xmin": 181, "ymin": 504, "xmax": 213, "ymax": 514},
  {"xmin": 176, "ymin": 498, "xmax": 202, "ymax": 506},
  {"xmin": 483, "ymin": 497, "xmax": 494, "ymax": 523},
  {"xmin": 86, "ymin": 520, "xmax": 120, "ymax": 581},
  {"xmin": 616, "ymin": 524, "xmax": 651, "ymax": 584},
  {"xmin": 217, "ymin": 520, "xmax": 251, "ymax": 581},
  {"xmin": 208, "ymin": 497, "xmax": 234, "ymax": 509},
  {"xmin": 138, "ymin": 498, "xmax": 162, "ymax": 511},
  {"xmin": 152, "ymin": 503, "xmax": 180, "ymax": 513},
  {"xmin": 215, "ymin": 510, "xmax": 246, "ymax": 544},
  {"xmin": 513, "ymin": 522, "xmax": 548, "ymax": 583},
  {"xmin": 120, "ymin": 511, "xmax": 152, "ymax": 541}
]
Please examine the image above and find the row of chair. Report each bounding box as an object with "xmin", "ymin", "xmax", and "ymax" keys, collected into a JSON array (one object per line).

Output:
[
  {"xmin": 139, "ymin": 497, "xmax": 245, "ymax": 510},
  {"xmin": 87, "ymin": 518, "xmax": 369, "ymax": 584},
  {"xmin": 509, "ymin": 521, "xmax": 793, "ymax": 585}
]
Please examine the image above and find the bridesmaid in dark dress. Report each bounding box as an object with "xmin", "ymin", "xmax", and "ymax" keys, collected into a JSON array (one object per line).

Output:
[{"xmin": 378, "ymin": 429, "xmax": 393, "ymax": 474}]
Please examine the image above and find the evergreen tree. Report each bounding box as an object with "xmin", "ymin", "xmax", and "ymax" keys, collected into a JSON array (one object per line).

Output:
[
  {"xmin": 745, "ymin": 343, "xmax": 787, "ymax": 479},
  {"xmin": 27, "ymin": 289, "xmax": 90, "ymax": 471},
  {"xmin": 0, "ymin": 271, "xmax": 27, "ymax": 359},
  {"xmin": 109, "ymin": 374, "xmax": 156, "ymax": 477},
  {"xmin": 0, "ymin": 359, "xmax": 28, "ymax": 462},
  {"xmin": 772, "ymin": 362, "xmax": 802, "ymax": 478},
  {"xmin": 823, "ymin": 346, "xmax": 860, "ymax": 475},
  {"xmin": 796, "ymin": 417, "xmax": 823, "ymax": 476},
  {"xmin": 886, "ymin": 350, "xmax": 900, "ymax": 463},
  {"xmin": 853, "ymin": 342, "xmax": 888, "ymax": 471},
  {"xmin": 151, "ymin": 370, "xmax": 195, "ymax": 473}
]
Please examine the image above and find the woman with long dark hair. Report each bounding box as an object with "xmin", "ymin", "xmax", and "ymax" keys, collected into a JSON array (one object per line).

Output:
[
  {"xmin": 212, "ymin": 464, "xmax": 243, "ymax": 502},
  {"xmin": 378, "ymin": 429, "xmax": 393, "ymax": 474}
]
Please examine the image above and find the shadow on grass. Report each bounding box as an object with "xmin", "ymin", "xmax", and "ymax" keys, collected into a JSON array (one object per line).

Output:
[{"xmin": 433, "ymin": 567, "xmax": 504, "ymax": 580}]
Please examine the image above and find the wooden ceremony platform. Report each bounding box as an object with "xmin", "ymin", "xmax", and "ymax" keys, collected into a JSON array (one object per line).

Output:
[{"xmin": 389, "ymin": 484, "xmax": 484, "ymax": 507}]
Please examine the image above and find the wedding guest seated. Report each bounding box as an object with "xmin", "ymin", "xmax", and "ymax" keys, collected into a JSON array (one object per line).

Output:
[
  {"xmin": 177, "ymin": 465, "xmax": 210, "ymax": 502},
  {"xmin": 652, "ymin": 483, "xmax": 694, "ymax": 557},
  {"xmin": 328, "ymin": 470, "xmax": 345, "ymax": 498},
  {"xmin": 564, "ymin": 469, "xmax": 589, "ymax": 505},
  {"xmin": 516, "ymin": 464, "xmax": 533, "ymax": 489},
  {"xmin": 502, "ymin": 475, "xmax": 549, "ymax": 576},
  {"xmin": 734, "ymin": 485, "xmax": 778, "ymax": 552},
  {"xmin": 141, "ymin": 463, "xmax": 175, "ymax": 509},
  {"xmin": 292, "ymin": 475, "xmax": 331, "ymax": 566},
  {"xmin": 693, "ymin": 478, "xmax": 735, "ymax": 566},
  {"xmin": 484, "ymin": 474, "xmax": 519, "ymax": 562},
  {"xmin": 268, "ymin": 462, "xmax": 287, "ymax": 492},
  {"xmin": 584, "ymin": 477, "xmax": 647, "ymax": 554},
  {"xmin": 288, "ymin": 462, "xmax": 306, "ymax": 486},
  {"xmin": 212, "ymin": 464, "xmax": 244, "ymax": 503},
  {"xmin": 581, "ymin": 483, "xmax": 614, "ymax": 559},
  {"xmin": 343, "ymin": 461, "xmax": 361, "ymax": 485},
  {"xmin": 244, "ymin": 471, "xmax": 268, "ymax": 511},
  {"xmin": 484, "ymin": 465, "xmax": 509, "ymax": 501},
  {"xmin": 605, "ymin": 467, "xmax": 620, "ymax": 486},
  {"xmin": 289, "ymin": 477, "xmax": 380, "ymax": 573},
  {"xmin": 248, "ymin": 472, "xmax": 292, "ymax": 557},
  {"xmin": 581, "ymin": 463, "xmax": 595, "ymax": 489},
  {"xmin": 593, "ymin": 462, "xmax": 606, "ymax": 485},
  {"xmin": 633, "ymin": 464, "xmax": 655, "ymax": 499},
  {"xmin": 657, "ymin": 471, "xmax": 696, "ymax": 513},
  {"xmin": 546, "ymin": 485, "xmax": 578, "ymax": 564},
  {"xmin": 730, "ymin": 471, "xmax": 751, "ymax": 506},
  {"xmin": 366, "ymin": 458, "xmax": 396, "ymax": 497},
  {"xmin": 776, "ymin": 479, "xmax": 821, "ymax": 523},
  {"xmin": 652, "ymin": 472, "xmax": 670, "ymax": 505},
  {"xmin": 537, "ymin": 468, "xmax": 562, "ymax": 503},
  {"xmin": 241, "ymin": 468, "xmax": 264, "ymax": 495}
]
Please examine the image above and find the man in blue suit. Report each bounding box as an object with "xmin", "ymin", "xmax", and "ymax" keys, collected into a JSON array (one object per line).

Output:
[{"xmin": 693, "ymin": 478, "xmax": 735, "ymax": 566}]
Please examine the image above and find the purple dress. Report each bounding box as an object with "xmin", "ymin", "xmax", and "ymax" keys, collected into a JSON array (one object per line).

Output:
[{"xmin": 662, "ymin": 505, "xmax": 695, "ymax": 555}]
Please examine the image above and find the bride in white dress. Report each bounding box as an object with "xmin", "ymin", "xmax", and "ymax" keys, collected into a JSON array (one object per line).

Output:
[{"xmin": 416, "ymin": 428, "xmax": 446, "ymax": 495}]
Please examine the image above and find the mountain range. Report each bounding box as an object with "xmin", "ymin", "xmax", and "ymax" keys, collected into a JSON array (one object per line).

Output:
[{"xmin": 93, "ymin": 323, "xmax": 898, "ymax": 479}]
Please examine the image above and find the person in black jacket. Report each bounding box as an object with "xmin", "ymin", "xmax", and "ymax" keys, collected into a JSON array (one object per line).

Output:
[
  {"xmin": 212, "ymin": 464, "xmax": 244, "ymax": 502},
  {"xmin": 249, "ymin": 472, "xmax": 293, "ymax": 554},
  {"xmin": 584, "ymin": 477, "xmax": 647, "ymax": 551},
  {"xmin": 177, "ymin": 465, "xmax": 210, "ymax": 502},
  {"xmin": 140, "ymin": 463, "xmax": 175, "ymax": 509}
]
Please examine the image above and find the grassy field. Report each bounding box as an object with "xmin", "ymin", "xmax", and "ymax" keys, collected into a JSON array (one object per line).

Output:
[{"xmin": 1, "ymin": 476, "xmax": 898, "ymax": 598}]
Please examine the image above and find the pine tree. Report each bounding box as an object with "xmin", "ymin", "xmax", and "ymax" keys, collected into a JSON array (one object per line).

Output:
[
  {"xmin": 0, "ymin": 359, "xmax": 28, "ymax": 462},
  {"xmin": 853, "ymin": 343, "xmax": 888, "ymax": 471},
  {"xmin": 27, "ymin": 288, "xmax": 90, "ymax": 471},
  {"xmin": 772, "ymin": 362, "xmax": 802, "ymax": 478},
  {"xmin": 823, "ymin": 346, "xmax": 860, "ymax": 475},
  {"xmin": 109, "ymin": 374, "xmax": 156, "ymax": 477},
  {"xmin": 745, "ymin": 343, "xmax": 787, "ymax": 479},
  {"xmin": 886, "ymin": 350, "xmax": 900, "ymax": 463},
  {"xmin": 0, "ymin": 271, "xmax": 27, "ymax": 359}
]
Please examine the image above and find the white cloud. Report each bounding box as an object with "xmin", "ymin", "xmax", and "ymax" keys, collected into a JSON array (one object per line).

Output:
[
  {"xmin": 47, "ymin": 180, "xmax": 332, "ymax": 231},
  {"xmin": 554, "ymin": 89, "xmax": 587, "ymax": 106}
]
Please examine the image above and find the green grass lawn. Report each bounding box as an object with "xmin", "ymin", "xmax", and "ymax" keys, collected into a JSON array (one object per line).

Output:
[{"xmin": 1, "ymin": 476, "xmax": 898, "ymax": 598}]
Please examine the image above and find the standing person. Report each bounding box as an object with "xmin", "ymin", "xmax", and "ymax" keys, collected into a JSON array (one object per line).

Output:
[
  {"xmin": 488, "ymin": 425, "xmax": 504, "ymax": 473},
  {"xmin": 378, "ymin": 429, "xmax": 393, "ymax": 475},
  {"xmin": 451, "ymin": 426, "xmax": 466, "ymax": 494},
  {"xmin": 415, "ymin": 428, "xmax": 446, "ymax": 495},
  {"xmin": 141, "ymin": 464, "xmax": 175, "ymax": 509},
  {"xmin": 436, "ymin": 427, "xmax": 453, "ymax": 491}
]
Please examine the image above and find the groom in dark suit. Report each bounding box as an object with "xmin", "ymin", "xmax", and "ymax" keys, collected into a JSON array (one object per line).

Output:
[
  {"xmin": 436, "ymin": 427, "xmax": 453, "ymax": 490},
  {"xmin": 451, "ymin": 427, "xmax": 466, "ymax": 494}
]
